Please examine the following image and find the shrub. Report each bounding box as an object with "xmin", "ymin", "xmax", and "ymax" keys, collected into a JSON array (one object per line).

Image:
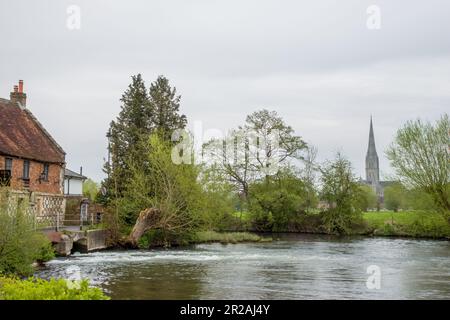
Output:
[
  {"xmin": 193, "ymin": 231, "xmax": 264, "ymax": 244},
  {"xmin": 34, "ymin": 236, "xmax": 55, "ymax": 263},
  {"xmin": 319, "ymin": 153, "xmax": 363, "ymax": 234},
  {"xmin": 0, "ymin": 189, "xmax": 55, "ymax": 276},
  {"xmin": 248, "ymin": 169, "xmax": 316, "ymax": 232},
  {"xmin": 0, "ymin": 277, "xmax": 109, "ymax": 300},
  {"xmin": 137, "ymin": 229, "xmax": 193, "ymax": 248}
]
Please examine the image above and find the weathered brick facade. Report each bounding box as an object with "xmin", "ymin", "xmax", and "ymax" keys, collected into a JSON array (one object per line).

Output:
[{"xmin": 0, "ymin": 156, "xmax": 63, "ymax": 194}]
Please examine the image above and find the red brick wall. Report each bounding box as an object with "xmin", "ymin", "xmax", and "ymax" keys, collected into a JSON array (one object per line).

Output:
[{"xmin": 0, "ymin": 155, "xmax": 63, "ymax": 194}]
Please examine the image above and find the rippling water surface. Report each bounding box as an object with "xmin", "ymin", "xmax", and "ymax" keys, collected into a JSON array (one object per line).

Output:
[{"xmin": 35, "ymin": 234, "xmax": 450, "ymax": 299}]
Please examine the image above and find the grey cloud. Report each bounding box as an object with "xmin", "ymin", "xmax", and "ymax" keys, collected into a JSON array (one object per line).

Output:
[{"xmin": 0, "ymin": 0, "xmax": 449, "ymax": 181}]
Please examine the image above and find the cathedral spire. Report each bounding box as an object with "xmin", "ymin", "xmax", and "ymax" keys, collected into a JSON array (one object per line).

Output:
[
  {"xmin": 367, "ymin": 115, "xmax": 377, "ymax": 155},
  {"xmin": 365, "ymin": 116, "xmax": 380, "ymax": 184}
]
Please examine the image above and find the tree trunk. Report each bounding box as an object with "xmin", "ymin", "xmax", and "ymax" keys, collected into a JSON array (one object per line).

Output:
[{"xmin": 128, "ymin": 208, "xmax": 162, "ymax": 247}]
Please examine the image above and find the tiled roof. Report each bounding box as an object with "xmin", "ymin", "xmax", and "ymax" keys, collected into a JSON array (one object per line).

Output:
[{"xmin": 0, "ymin": 98, "xmax": 65, "ymax": 163}]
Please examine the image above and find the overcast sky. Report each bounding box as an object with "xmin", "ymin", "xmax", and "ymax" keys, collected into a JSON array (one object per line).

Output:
[{"xmin": 1, "ymin": 0, "xmax": 449, "ymax": 182}]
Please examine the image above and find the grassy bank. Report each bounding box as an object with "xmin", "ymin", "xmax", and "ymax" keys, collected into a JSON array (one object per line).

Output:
[
  {"xmin": 229, "ymin": 210, "xmax": 450, "ymax": 239},
  {"xmin": 363, "ymin": 210, "xmax": 450, "ymax": 239},
  {"xmin": 192, "ymin": 231, "xmax": 271, "ymax": 244}
]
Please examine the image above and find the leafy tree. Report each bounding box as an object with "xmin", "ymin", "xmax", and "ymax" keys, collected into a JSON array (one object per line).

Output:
[
  {"xmin": 404, "ymin": 187, "xmax": 437, "ymax": 211},
  {"xmin": 120, "ymin": 134, "xmax": 205, "ymax": 241},
  {"xmin": 319, "ymin": 153, "xmax": 363, "ymax": 234},
  {"xmin": 198, "ymin": 164, "xmax": 237, "ymax": 230},
  {"xmin": 248, "ymin": 168, "xmax": 316, "ymax": 231},
  {"xmin": 384, "ymin": 182, "xmax": 407, "ymax": 212},
  {"xmin": 386, "ymin": 114, "xmax": 450, "ymax": 218},
  {"xmin": 356, "ymin": 184, "xmax": 378, "ymax": 212},
  {"xmin": 82, "ymin": 179, "xmax": 99, "ymax": 202},
  {"xmin": 0, "ymin": 189, "xmax": 54, "ymax": 276}
]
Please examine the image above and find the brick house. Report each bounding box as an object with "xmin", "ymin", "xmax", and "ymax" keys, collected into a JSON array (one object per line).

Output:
[{"xmin": 0, "ymin": 80, "xmax": 66, "ymax": 228}]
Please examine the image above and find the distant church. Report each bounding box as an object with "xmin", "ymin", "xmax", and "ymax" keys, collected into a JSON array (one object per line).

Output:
[{"xmin": 360, "ymin": 117, "xmax": 392, "ymax": 204}]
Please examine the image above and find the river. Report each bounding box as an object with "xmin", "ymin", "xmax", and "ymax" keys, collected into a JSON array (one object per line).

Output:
[{"xmin": 34, "ymin": 234, "xmax": 450, "ymax": 299}]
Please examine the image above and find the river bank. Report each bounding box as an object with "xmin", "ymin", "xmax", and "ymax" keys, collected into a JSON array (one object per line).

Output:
[{"xmin": 228, "ymin": 210, "xmax": 450, "ymax": 240}]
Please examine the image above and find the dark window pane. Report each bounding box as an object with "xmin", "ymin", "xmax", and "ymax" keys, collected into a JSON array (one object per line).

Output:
[
  {"xmin": 43, "ymin": 163, "xmax": 49, "ymax": 181},
  {"xmin": 23, "ymin": 160, "xmax": 30, "ymax": 179},
  {"xmin": 5, "ymin": 158, "xmax": 12, "ymax": 171}
]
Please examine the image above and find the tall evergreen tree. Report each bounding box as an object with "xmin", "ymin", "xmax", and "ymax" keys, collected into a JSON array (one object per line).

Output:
[
  {"xmin": 103, "ymin": 74, "xmax": 152, "ymax": 199},
  {"xmin": 102, "ymin": 74, "xmax": 188, "ymax": 202},
  {"xmin": 148, "ymin": 75, "xmax": 187, "ymax": 141}
]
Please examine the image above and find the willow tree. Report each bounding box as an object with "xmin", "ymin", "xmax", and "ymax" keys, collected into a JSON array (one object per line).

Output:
[
  {"xmin": 121, "ymin": 135, "xmax": 204, "ymax": 237},
  {"xmin": 386, "ymin": 114, "xmax": 450, "ymax": 218}
]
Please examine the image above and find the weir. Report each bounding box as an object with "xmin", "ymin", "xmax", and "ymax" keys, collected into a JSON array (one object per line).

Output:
[{"xmin": 44, "ymin": 228, "xmax": 109, "ymax": 256}]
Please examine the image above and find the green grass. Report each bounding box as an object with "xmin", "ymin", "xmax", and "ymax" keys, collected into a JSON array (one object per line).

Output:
[
  {"xmin": 193, "ymin": 231, "xmax": 271, "ymax": 244},
  {"xmin": 363, "ymin": 210, "xmax": 450, "ymax": 238}
]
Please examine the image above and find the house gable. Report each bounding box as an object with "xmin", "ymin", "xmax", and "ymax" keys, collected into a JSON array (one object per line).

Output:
[{"xmin": 0, "ymin": 98, "xmax": 65, "ymax": 163}]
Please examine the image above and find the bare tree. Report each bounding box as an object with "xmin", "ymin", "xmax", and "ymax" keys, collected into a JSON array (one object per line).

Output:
[{"xmin": 203, "ymin": 109, "xmax": 308, "ymax": 198}]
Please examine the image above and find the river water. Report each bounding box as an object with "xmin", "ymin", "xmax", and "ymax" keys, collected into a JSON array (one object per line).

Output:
[{"xmin": 35, "ymin": 234, "xmax": 450, "ymax": 299}]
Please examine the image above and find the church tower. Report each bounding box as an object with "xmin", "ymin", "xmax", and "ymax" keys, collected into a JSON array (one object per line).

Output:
[{"xmin": 365, "ymin": 116, "xmax": 380, "ymax": 185}]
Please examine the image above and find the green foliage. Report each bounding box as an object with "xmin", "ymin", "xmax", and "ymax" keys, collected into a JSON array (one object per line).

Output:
[
  {"xmin": 193, "ymin": 231, "xmax": 266, "ymax": 244},
  {"xmin": 0, "ymin": 189, "xmax": 55, "ymax": 276},
  {"xmin": 138, "ymin": 230, "xmax": 267, "ymax": 247},
  {"xmin": 104, "ymin": 74, "xmax": 152, "ymax": 200},
  {"xmin": 356, "ymin": 184, "xmax": 378, "ymax": 211},
  {"xmin": 248, "ymin": 169, "xmax": 317, "ymax": 231},
  {"xmin": 364, "ymin": 211, "xmax": 450, "ymax": 238},
  {"xmin": 386, "ymin": 114, "xmax": 450, "ymax": 215},
  {"xmin": 0, "ymin": 277, "xmax": 109, "ymax": 300},
  {"xmin": 384, "ymin": 182, "xmax": 407, "ymax": 212},
  {"xmin": 34, "ymin": 235, "xmax": 55, "ymax": 263},
  {"xmin": 405, "ymin": 188, "xmax": 437, "ymax": 211},
  {"xmin": 121, "ymin": 134, "xmax": 206, "ymax": 239},
  {"xmin": 83, "ymin": 179, "xmax": 100, "ymax": 202},
  {"xmin": 148, "ymin": 75, "xmax": 187, "ymax": 141},
  {"xmin": 137, "ymin": 229, "xmax": 193, "ymax": 248},
  {"xmin": 103, "ymin": 74, "xmax": 187, "ymax": 202},
  {"xmin": 319, "ymin": 153, "xmax": 363, "ymax": 234},
  {"xmin": 199, "ymin": 165, "xmax": 237, "ymax": 230}
]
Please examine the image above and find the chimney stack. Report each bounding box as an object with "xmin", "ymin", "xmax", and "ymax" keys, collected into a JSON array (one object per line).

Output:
[{"xmin": 10, "ymin": 80, "xmax": 27, "ymax": 107}]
